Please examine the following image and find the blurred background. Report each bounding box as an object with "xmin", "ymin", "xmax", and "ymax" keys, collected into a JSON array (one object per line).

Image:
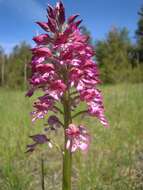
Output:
[
  {"xmin": 0, "ymin": 0, "xmax": 143, "ymax": 87},
  {"xmin": 0, "ymin": 1, "xmax": 143, "ymax": 190}
]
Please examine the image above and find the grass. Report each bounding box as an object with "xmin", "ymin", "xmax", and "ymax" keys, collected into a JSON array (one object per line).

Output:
[{"xmin": 0, "ymin": 83, "xmax": 143, "ymax": 190}]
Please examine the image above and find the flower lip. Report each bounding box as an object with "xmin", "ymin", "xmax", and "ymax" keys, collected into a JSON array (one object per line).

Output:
[{"xmin": 66, "ymin": 124, "xmax": 90, "ymax": 152}]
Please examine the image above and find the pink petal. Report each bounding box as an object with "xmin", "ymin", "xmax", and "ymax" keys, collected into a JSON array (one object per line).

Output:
[{"xmin": 66, "ymin": 139, "xmax": 71, "ymax": 150}]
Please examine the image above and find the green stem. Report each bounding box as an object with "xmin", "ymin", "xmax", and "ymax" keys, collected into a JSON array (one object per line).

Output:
[
  {"xmin": 41, "ymin": 157, "xmax": 45, "ymax": 190},
  {"xmin": 62, "ymin": 90, "xmax": 72, "ymax": 190},
  {"xmin": 62, "ymin": 140, "xmax": 72, "ymax": 190}
]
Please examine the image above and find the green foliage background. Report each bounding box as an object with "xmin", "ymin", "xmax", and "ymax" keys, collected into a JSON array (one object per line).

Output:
[{"xmin": 0, "ymin": 83, "xmax": 143, "ymax": 189}]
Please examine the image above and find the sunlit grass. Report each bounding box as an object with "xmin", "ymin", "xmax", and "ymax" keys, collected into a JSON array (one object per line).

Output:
[{"xmin": 0, "ymin": 83, "xmax": 143, "ymax": 189}]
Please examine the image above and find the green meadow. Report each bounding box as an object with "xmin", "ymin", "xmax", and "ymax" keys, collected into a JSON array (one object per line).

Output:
[{"xmin": 0, "ymin": 83, "xmax": 143, "ymax": 190}]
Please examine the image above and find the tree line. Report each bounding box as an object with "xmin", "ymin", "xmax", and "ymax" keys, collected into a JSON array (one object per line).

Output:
[{"xmin": 0, "ymin": 6, "xmax": 143, "ymax": 89}]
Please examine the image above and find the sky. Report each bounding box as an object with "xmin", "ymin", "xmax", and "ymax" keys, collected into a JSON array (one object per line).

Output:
[{"xmin": 0, "ymin": 0, "xmax": 142, "ymax": 54}]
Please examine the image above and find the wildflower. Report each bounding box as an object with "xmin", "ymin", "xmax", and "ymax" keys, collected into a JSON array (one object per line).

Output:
[
  {"xmin": 66, "ymin": 124, "xmax": 90, "ymax": 152},
  {"xmin": 27, "ymin": 1, "xmax": 109, "ymax": 189},
  {"xmin": 26, "ymin": 134, "xmax": 52, "ymax": 152},
  {"xmin": 27, "ymin": 0, "xmax": 108, "ymax": 154},
  {"xmin": 33, "ymin": 34, "xmax": 52, "ymax": 45},
  {"xmin": 31, "ymin": 96, "xmax": 55, "ymax": 122},
  {"xmin": 48, "ymin": 115, "xmax": 61, "ymax": 130}
]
